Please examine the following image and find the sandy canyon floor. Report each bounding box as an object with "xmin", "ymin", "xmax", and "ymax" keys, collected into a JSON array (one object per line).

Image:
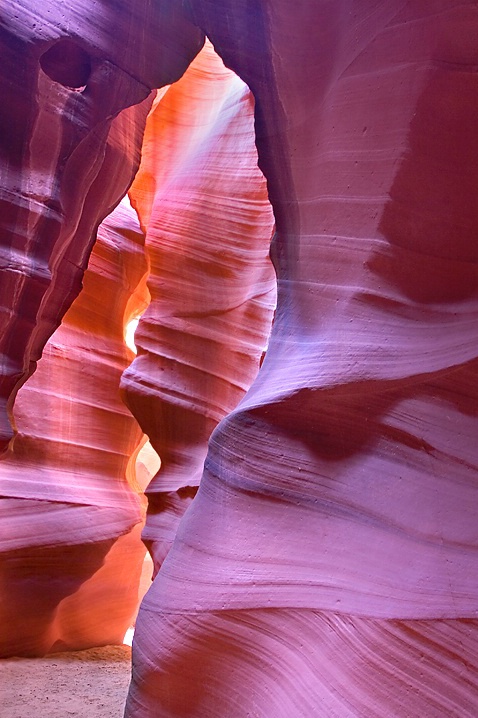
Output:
[{"xmin": 1, "ymin": 645, "xmax": 132, "ymax": 718}]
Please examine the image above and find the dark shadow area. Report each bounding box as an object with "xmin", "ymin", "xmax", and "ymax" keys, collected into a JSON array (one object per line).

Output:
[
  {"xmin": 0, "ymin": 530, "xmax": 115, "ymax": 657},
  {"xmin": 40, "ymin": 39, "xmax": 91, "ymax": 90},
  {"xmin": 370, "ymin": 64, "xmax": 478, "ymax": 304}
]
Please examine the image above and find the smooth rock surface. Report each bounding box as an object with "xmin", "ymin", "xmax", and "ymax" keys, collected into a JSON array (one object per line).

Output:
[
  {"xmin": 122, "ymin": 40, "xmax": 276, "ymax": 573},
  {"xmin": 0, "ymin": 0, "xmax": 204, "ymax": 451},
  {"xmin": 0, "ymin": 0, "xmax": 204, "ymax": 658},
  {"xmin": 126, "ymin": 2, "xmax": 478, "ymax": 716},
  {"xmin": 0, "ymin": 198, "xmax": 148, "ymax": 657},
  {"xmin": 2, "ymin": 1, "xmax": 478, "ymax": 714}
]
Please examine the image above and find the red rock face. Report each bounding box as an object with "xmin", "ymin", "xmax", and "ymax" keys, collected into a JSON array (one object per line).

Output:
[
  {"xmin": 0, "ymin": 197, "xmax": 148, "ymax": 657},
  {"xmin": 0, "ymin": 0, "xmax": 203, "ymax": 656},
  {"xmin": 121, "ymin": 41, "xmax": 276, "ymax": 574},
  {"xmin": 125, "ymin": 2, "xmax": 478, "ymax": 716},
  {"xmin": 0, "ymin": 1, "xmax": 204, "ymax": 451},
  {"xmin": 2, "ymin": 0, "xmax": 478, "ymax": 712}
]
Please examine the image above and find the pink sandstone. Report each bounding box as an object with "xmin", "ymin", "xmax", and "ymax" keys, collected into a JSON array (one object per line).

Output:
[
  {"xmin": 125, "ymin": 2, "xmax": 478, "ymax": 717},
  {"xmin": 0, "ymin": 0, "xmax": 203, "ymax": 452},
  {"xmin": 122, "ymin": 40, "xmax": 276, "ymax": 574},
  {"xmin": 0, "ymin": 197, "xmax": 149, "ymax": 656},
  {"xmin": 0, "ymin": 0, "xmax": 477, "ymax": 714}
]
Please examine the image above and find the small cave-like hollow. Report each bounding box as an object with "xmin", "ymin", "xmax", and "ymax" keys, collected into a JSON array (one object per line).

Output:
[{"xmin": 40, "ymin": 38, "xmax": 92, "ymax": 90}]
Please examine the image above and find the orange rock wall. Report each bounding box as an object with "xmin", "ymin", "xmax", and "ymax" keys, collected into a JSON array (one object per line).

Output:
[
  {"xmin": 0, "ymin": 197, "xmax": 148, "ymax": 657},
  {"xmin": 0, "ymin": 0, "xmax": 204, "ymax": 451},
  {"xmin": 2, "ymin": 1, "xmax": 478, "ymax": 714},
  {"xmin": 122, "ymin": 41, "xmax": 276, "ymax": 572},
  {"xmin": 0, "ymin": 0, "xmax": 205, "ymax": 658}
]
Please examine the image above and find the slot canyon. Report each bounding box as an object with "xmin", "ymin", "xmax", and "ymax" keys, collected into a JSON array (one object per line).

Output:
[{"xmin": 1, "ymin": 1, "xmax": 478, "ymax": 717}]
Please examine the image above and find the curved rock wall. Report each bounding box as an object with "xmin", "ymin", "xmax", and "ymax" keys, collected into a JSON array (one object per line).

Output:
[
  {"xmin": 0, "ymin": 0, "xmax": 204, "ymax": 452},
  {"xmin": 126, "ymin": 2, "xmax": 478, "ymax": 716},
  {"xmin": 122, "ymin": 41, "xmax": 276, "ymax": 573},
  {"xmin": 0, "ymin": 0, "xmax": 203, "ymax": 659},
  {"xmin": 0, "ymin": 197, "xmax": 149, "ymax": 657},
  {"xmin": 2, "ymin": 0, "xmax": 478, "ymax": 712}
]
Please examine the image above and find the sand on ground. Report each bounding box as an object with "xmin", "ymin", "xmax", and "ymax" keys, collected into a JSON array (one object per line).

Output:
[{"xmin": 1, "ymin": 645, "xmax": 132, "ymax": 718}]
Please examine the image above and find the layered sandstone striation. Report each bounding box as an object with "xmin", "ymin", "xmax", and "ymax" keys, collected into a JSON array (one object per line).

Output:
[
  {"xmin": 0, "ymin": 0, "xmax": 204, "ymax": 658},
  {"xmin": 0, "ymin": 198, "xmax": 149, "ymax": 657},
  {"xmin": 0, "ymin": 0, "xmax": 204, "ymax": 452},
  {"xmin": 126, "ymin": 2, "xmax": 478, "ymax": 716},
  {"xmin": 122, "ymin": 41, "xmax": 276, "ymax": 573},
  {"xmin": 1, "ymin": 0, "xmax": 478, "ymax": 713}
]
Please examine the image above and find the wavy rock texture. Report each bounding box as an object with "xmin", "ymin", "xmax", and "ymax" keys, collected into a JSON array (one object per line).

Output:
[
  {"xmin": 122, "ymin": 41, "xmax": 276, "ymax": 573},
  {"xmin": 126, "ymin": 2, "xmax": 478, "ymax": 716},
  {"xmin": 0, "ymin": 0, "xmax": 204, "ymax": 452},
  {"xmin": 0, "ymin": 197, "xmax": 149, "ymax": 657}
]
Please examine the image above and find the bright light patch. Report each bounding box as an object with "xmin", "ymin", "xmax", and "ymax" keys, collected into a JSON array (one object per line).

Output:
[
  {"xmin": 125, "ymin": 318, "xmax": 140, "ymax": 353},
  {"xmin": 123, "ymin": 627, "xmax": 135, "ymax": 646}
]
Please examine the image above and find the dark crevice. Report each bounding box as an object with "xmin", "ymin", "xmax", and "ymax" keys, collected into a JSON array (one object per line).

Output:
[{"xmin": 40, "ymin": 39, "xmax": 91, "ymax": 90}]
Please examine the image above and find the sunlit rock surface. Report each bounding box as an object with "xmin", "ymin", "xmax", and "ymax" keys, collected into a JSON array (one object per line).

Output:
[
  {"xmin": 1, "ymin": 0, "xmax": 477, "ymax": 712},
  {"xmin": 122, "ymin": 41, "xmax": 276, "ymax": 573},
  {"xmin": 126, "ymin": 2, "xmax": 478, "ymax": 716},
  {"xmin": 0, "ymin": 0, "xmax": 203, "ymax": 659},
  {"xmin": 0, "ymin": 198, "xmax": 149, "ymax": 657},
  {"xmin": 0, "ymin": 0, "xmax": 204, "ymax": 452}
]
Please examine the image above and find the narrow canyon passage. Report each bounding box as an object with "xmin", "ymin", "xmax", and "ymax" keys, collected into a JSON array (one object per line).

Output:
[{"xmin": 1, "ymin": 2, "xmax": 478, "ymax": 717}]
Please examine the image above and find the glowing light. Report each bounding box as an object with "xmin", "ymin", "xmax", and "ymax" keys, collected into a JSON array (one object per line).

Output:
[
  {"xmin": 124, "ymin": 317, "xmax": 140, "ymax": 353},
  {"xmin": 123, "ymin": 627, "xmax": 135, "ymax": 646}
]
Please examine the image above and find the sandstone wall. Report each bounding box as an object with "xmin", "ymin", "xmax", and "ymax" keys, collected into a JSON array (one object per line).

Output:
[
  {"xmin": 126, "ymin": 3, "xmax": 478, "ymax": 716},
  {"xmin": 122, "ymin": 41, "xmax": 276, "ymax": 574}
]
